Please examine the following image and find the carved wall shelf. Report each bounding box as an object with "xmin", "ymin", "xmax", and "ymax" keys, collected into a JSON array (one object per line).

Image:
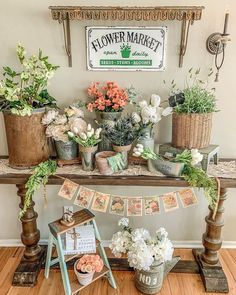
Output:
[{"xmin": 48, "ymin": 6, "xmax": 204, "ymax": 67}]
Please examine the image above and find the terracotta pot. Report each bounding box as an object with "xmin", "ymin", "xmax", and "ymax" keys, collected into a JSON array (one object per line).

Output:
[
  {"xmin": 113, "ymin": 144, "xmax": 132, "ymax": 169},
  {"xmin": 3, "ymin": 108, "xmax": 50, "ymax": 169},
  {"xmin": 95, "ymin": 151, "xmax": 117, "ymax": 175},
  {"xmin": 172, "ymin": 112, "xmax": 213, "ymax": 149},
  {"xmin": 74, "ymin": 261, "xmax": 94, "ymax": 286}
]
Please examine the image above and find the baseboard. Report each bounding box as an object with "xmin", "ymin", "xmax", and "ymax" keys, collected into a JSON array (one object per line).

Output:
[{"xmin": 1, "ymin": 239, "xmax": 236, "ymax": 249}]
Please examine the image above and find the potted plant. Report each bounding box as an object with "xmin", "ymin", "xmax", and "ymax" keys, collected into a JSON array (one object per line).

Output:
[
  {"xmin": 0, "ymin": 44, "xmax": 59, "ymax": 168},
  {"xmin": 133, "ymin": 144, "xmax": 218, "ymax": 209},
  {"xmin": 132, "ymin": 94, "xmax": 172, "ymax": 150},
  {"xmin": 42, "ymin": 105, "xmax": 86, "ymax": 160},
  {"xmin": 169, "ymin": 68, "xmax": 217, "ymax": 149},
  {"xmin": 68, "ymin": 124, "xmax": 102, "ymax": 171},
  {"xmin": 85, "ymin": 81, "xmax": 137, "ymax": 151},
  {"xmin": 101, "ymin": 115, "xmax": 141, "ymax": 169},
  {"xmin": 110, "ymin": 218, "xmax": 178, "ymax": 294},
  {"xmin": 74, "ymin": 254, "xmax": 104, "ymax": 286}
]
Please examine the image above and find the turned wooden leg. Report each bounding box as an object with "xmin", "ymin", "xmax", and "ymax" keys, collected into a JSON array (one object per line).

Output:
[
  {"xmin": 193, "ymin": 188, "xmax": 229, "ymax": 293},
  {"xmin": 12, "ymin": 184, "xmax": 46, "ymax": 287}
]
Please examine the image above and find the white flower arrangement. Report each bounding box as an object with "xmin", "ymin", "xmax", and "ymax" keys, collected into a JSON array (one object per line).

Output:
[
  {"xmin": 68, "ymin": 124, "xmax": 102, "ymax": 147},
  {"xmin": 132, "ymin": 94, "xmax": 172, "ymax": 127},
  {"xmin": 42, "ymin": 105, "xmax": 86, "ymax": 142},
  {"xmin": 110, "ymin": 218, "xmax": 173, "ymax": 271}
]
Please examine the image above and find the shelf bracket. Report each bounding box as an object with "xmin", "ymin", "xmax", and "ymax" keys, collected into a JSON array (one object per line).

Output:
[
  {"xmin": 62, "ymin": 14, "xmax": 72, "ymax": 67},
  {"xmin": 179, "ymin": 13, "xmax": 194, "ymax": 67}
]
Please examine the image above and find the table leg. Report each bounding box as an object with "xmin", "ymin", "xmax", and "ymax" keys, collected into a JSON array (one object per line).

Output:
[
  {"xmin": 12, "ymin": 184, "xmax": 46, "ymax": 286},
  {"xmin": 193, "ymin": 188, "xmax": 229, "ymax": 293}
]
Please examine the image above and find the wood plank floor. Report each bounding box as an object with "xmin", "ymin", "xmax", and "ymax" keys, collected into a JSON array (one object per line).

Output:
[{"xmin": 0, "ymin": 247, "xmax": 236, "ymax": 295}]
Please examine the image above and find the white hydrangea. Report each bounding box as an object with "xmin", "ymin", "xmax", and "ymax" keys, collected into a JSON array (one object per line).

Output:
[
  {"xmin": 150, "ymin": 94, "xmax": 161, "ymax": 107},
  {"xmin": 42, "ymin": 109, "xmax": 59, "ymax": 125},
  {"xmin": 69, "ymin": 117, "xmax": 87, "ymax": 135},
  {"xmin": 131, "ymin": 228, "xmax": 151, "ymax": 242},
  {"xmin": 54, "ymin": 114, "xmax": 67, "ymax": 125},
  {"xmin": 109, "ymin": 230, "xmax": 132, "ymax": 258}
]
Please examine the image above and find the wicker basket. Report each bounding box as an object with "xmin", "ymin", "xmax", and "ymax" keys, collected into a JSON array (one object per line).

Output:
[{"xmin": 172, "ymin": 112, "xmax": 213, "ymax": 149}]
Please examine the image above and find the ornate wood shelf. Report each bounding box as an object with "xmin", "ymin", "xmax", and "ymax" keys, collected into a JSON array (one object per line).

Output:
[{"xmin": 48, "ymin": 5, "xmax": 204, "ymax": 67}]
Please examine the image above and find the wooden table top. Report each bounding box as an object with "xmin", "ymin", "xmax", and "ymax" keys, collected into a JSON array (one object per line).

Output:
[{"xmin": 0, "ymin": 156, "xmax": 235, "ymax": 188}]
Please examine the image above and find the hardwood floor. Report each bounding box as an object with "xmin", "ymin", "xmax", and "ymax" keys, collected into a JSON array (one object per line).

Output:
[{"xmin": 0, "ymin": 247, "xmax": 236, "ymax": 295}]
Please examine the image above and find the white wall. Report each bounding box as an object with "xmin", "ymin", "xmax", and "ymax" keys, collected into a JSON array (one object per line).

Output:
[{"xmin": 0, "ymin": 0, "xmax": 235, "ymax": 243}]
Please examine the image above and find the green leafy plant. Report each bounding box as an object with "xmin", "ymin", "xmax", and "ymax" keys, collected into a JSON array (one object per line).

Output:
[
  {"xmin": 102, "ymin": 115, "xmax": 141, "ymax": 146},
  {"xmin": 20, "ymin": 160, "xmax": 57, "ymax": 217},
  {"xmin": 165, "ymin": 68, "xmax": 218, "ymax": 114},
  {"xmin": 0, "ymin": 44, "xmax": 59, "ymax": 116}
]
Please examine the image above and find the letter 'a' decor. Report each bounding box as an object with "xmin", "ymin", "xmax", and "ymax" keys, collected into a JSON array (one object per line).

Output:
[{"xmin": 48, "ymin": 6, "xmax": 204, "ymax": 67}]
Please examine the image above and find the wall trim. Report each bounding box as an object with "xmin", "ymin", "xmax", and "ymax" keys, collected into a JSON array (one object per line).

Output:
[{"xmin": 1, "ymin": 239, "xmax": 236, "ymax": 249}]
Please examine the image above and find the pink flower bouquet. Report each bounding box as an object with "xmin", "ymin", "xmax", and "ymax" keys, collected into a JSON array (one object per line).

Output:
[
  {"xmin": 87, "ymin": 81, "xmax": 129, "ymax": 112},
  {"xmin": 76, "ymin": 254, "xmax": 104, "ymax": 274}
]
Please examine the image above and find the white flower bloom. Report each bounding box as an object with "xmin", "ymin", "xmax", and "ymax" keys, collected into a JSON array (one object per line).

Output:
[
  {"xmin": 80, "ymin": 132, "xmax": 87, "ymax": 140},
  {"xmin": 42, "ymin": 109, "xmax": 59, "ymax": 125},
  {"xmin": 94, "ymin": 128, "xmax": 102, "ymax": 139},
  {"xmin": 87, "ymin": 123, "xmax": 92, "ymax": 131},
  {"xmin": 151, "ymin": 94, "xmax": 161, "ymax": 107},
  {"xmin": 64, "ymin": 107, "xmax": 76, "ymax": 117},
  {"xmin": 118, "ymin": 218, "xmax": 129, "ymax": 227},
  {"xmin": 191, "ymin": 149, "xmax": 203, "ymax": 166},
  {"xmin": 132, "ymin": 112, "xmax": 141, "ymax": 123},
  {"xmin": 162, "ymin": 107, "xmax": 173, "ymax": 117},
  {"xmin": 136, "ymin": 144, "xmax": 144, "ymax": 149},
  {"xmin": 87, "ymin": 128, "xmax": 94, "ymax": 138},
  {"xmin": 70, "ymin": 106, "xmax": 84, "ymax": 118},
  {"xmin": 67, "ymin": 131, "xmax": 74, "ymax": 138},
  {"xmin": 138, "ymin": 100, "xmax": 148, "ymax": 109},
  {"xmin": 131, "ymin": 228, "xmax": 151, "ymax": 242},
  {"xmin": 54, "ymin": 114, "xmax": 67, "ymax": 125},
  {"xmin": 69, "ymin": 117, "xmax": 87, "ymax": 135}
]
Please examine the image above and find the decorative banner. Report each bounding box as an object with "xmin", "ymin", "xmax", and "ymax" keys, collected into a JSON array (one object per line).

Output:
[
  {"xmin": 178, "ymin": 188, "xmax": 198, "ymax": 208},
  {"xmin": 127, "ymin": 197, "xmax": 143, "ymax": 216},
  {"xmin": 86, "ymin": 26, "xmax": 167, "ymax": 71},
  {"xmin": 109, "ymin": 195, "xmax": 125, "ymax": 216},
  {"xmin": 144, "ymin": 196, "xmax": 160, "ymax": 215},
  {"xmin": 91, "ymin": 192, "xmax": 110, "ymax": 212},
  {"xmin": 74, "ymin": 186, "xmax": 95, "ymax": 208},
  {"xmin": 58, "ymin": 179, "xmax": 79, "ymax": 200},
  {"xmin": 162, "ymin": 192, "xmax": 179, "ymax": 212}
]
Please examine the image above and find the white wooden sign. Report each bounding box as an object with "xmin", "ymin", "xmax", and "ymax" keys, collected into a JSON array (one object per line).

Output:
[{"xmin": 86, "ymin": 27, "xmax": 167, "ymax": 71}]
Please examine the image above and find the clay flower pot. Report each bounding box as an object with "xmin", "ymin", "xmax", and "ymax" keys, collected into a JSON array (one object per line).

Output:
[{"xmin": 95, "ymin": 151, "xmax": 117, "ymax": 175}]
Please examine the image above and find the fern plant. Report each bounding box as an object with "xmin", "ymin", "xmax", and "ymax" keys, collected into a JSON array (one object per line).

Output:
[{"xmin": 20, "ymin": 160, "xmax": 57, "ymax": 217}]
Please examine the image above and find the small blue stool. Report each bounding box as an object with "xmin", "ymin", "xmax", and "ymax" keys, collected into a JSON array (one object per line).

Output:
[{"xmin": 44, "ymin": 209, "xmax": 117, "ymax": 295}]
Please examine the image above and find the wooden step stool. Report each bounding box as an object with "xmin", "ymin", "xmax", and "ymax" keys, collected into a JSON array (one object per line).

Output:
[{"xmin": 44, "ymin": 209, "xmax": 117, "ymax": 295}]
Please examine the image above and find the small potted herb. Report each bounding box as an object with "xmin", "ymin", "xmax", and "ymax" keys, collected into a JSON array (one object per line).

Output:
[
  {"xmin": 102, "ymin": 115, "xmax": 141, "ymax": 169},
  {"xmin": 42, "ymin": 105, "xmax": 86, "ymax": 160},
  {"xmin": 168, "ymin": 68, "xmax": 217, "ymax": 149},
  {"xmin": 74, "ymin": 255, "xmax": 104, "ymax": 286},
  {"xmin": 68, "ymin": 124, "xmax": 102, "ymax": 171},
  {"xmin": 0, "ymin": 44, "xmax": 59, "ymax": 168}
]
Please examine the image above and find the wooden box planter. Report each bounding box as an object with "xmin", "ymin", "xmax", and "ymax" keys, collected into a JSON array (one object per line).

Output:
[
  {"xmin": 172, "ymin": 112, "xmax": 213, "ymax": 149},
  {"xmin": 3, "ymin": 108, "xmax": 50, "ymax": 168}
]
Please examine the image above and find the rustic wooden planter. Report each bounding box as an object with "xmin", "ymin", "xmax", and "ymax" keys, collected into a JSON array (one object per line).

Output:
[
  {"xmin": 172, "ymin": 112, "xmax": 213, "ymax": 149},
  {"xmin": 3, "ymin": 108, "xmax": 50, "ymax": 169}
]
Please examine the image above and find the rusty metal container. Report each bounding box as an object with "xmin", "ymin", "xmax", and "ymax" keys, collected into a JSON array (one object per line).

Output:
[{"xmin": 3, "ymin": 108, "xmax": 50, "ymax": 169}]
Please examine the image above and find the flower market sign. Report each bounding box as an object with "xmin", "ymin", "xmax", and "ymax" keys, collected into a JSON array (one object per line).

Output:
[{"xmin": 86, "ymin": 27, "xmax": 167, "ymax": 71}]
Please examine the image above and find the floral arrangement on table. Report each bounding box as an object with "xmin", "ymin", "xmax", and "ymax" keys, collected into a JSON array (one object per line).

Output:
[
  {"xmin": 133, "ymin": 144, "xmax": 218, "ymax": 209},
  {"xmin": 0, "ymin": 44, "xmax": 59, "ymax": 116},
  {"xmin": 74, "ymin": 254, "xmax": 104, "ymax": 286},
  {"xmin": 42, "ymin": 105, "xmax": 86, "ymax": 143},
  {"xmin": 68, "ymin": 124, "xmax": 102, "ymax": 147},
  {"xmin": 102, "ymin": 115, "xmax": 141, "ymax": 147},
  {"xmin": 110, "ymin": 218, "xmax": 173, "ymax": 271},
  {"xmin": 86, "ymin": 81, "xmax": 131, "ymax": 112}
]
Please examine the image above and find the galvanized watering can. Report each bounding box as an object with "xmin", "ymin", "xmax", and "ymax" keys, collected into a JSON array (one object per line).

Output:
[{"xmin": 135, "ymin": 256, "xmax": 180, "ymax": 294}]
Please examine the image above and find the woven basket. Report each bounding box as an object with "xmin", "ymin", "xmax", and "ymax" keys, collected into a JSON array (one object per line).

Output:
[{"xmin": 172, "ymin": 112, "xmax": 213, "ymax": 149}]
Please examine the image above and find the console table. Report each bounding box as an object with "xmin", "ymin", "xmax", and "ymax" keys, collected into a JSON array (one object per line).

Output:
[{"xmin": 0, "ymin": 159, "xmax": 235, "ymax": 293}]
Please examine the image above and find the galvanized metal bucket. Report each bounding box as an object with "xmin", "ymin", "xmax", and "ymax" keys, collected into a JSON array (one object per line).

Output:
[
  {"xmin": 55, "ymin": 140, "xmax": 78, "ymax": 160},
  {"xmin": 137, "ymin": 126, "xmax": 155, "ymax": 151},
  {"xmin": 135, "ymin": 260, "xmax": 164, "ymax": 294},
  {"xmin": 148, "ymin": 159, "xmax": 185, "ymax": 177},
  {"xmin": 80, "ymin": 145, "xmax": 98, "ymax": 171}
]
